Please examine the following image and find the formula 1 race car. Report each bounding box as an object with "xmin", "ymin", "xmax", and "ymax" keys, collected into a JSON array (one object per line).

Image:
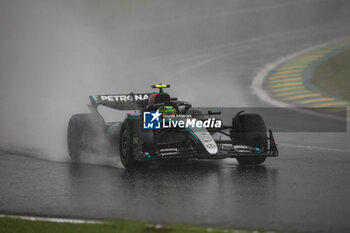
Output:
[{"xmin": 67, "ymin": 84, "xmax": 278, "ymax": 168}]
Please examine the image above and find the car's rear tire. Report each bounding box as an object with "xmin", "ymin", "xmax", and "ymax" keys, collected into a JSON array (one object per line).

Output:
[
  {"xmin": 120, "ymin": 122, "xmax": 150, "ymax": 169},
  {"xmin": 67, "ymin": 113, "xmax": 104, "ymax": 162},
  {"xmin": 234, "ymin": 114, "xmax": 267, "ymax": 165}
]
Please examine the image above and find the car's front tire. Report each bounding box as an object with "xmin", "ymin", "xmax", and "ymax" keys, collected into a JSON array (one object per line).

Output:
[
  {"xmin": 119, "ymin": 122, "xmax": 150, "ymax": 169},
  {"xmin": 233, "ymin": 113, "xmax": 267, "ymax": 165}
]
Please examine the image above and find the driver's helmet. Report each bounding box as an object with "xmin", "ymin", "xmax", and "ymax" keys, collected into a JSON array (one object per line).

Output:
[{"xmin": 158, "ymin": 106, "xmax": 177, "ymax": 115}]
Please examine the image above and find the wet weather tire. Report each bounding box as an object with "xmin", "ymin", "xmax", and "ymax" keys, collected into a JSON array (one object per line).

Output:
[
  {"xmin": 67, "ymin": 113, "xmax": 104, "ymax": 162},
  {"xmin": 119, "ymin": 122, "xmax": 150, "ymax": 169},
  {"xmin": 235, "ymin": 114, "xmax": 267, "ymax": 165}
]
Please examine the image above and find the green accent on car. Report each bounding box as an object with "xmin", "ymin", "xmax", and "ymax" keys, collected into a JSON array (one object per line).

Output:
[
  {"xmin": 185, "ymin": 127, "xmax": 199, "ymax": 141},
  {"xmin": 144, "ymin": 152, "xmax": 151, "ymax": 158},
  {"xmin": 92, "ymin": 95, "xmax": 98, "ymax": 103},
  {"xmin": 128, "ymin": 112, "xmax": 141, "ymax": 116}
]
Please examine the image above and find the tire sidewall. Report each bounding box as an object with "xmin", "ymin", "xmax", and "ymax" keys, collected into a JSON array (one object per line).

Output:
[
  {"xmin": 119, "ymin": 122, "xmax": 136, "ymax": 168},
  {"xmin": 234, "ymin": 113, "xmax": 268, "ymax": 165},
  {"xmin": 67, "ymin": 113, "xmax": 104, "ymax": 162}
]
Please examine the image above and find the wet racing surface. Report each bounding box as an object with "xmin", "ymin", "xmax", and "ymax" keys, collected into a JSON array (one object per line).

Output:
[
  {"xmin": 1, "ymin": 143, "xmax": 350, "ymax": 233},
  {"xmin": 1, "ymin": 1, "xmax": 350, "ymax": 232}
]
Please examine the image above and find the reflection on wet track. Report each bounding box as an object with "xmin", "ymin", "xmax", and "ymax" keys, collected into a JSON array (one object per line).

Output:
[{"xmin": 1, "ymin": 148, "xmax": 350, "ymax": 233}]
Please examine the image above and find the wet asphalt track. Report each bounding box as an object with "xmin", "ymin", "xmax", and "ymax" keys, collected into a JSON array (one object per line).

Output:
[
  {"xmin": 1, "ymin": 1, "xmax": 350, "ymax": 233},
  {"xmin": 1, "ymin": 142, "xmax": 350, "ymax": 233}
]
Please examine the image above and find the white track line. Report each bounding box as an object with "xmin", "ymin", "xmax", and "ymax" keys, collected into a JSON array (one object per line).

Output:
[
  {"xmin": 1, "ymin": 214, "xmax": 265, "ymax": 233},
  {"xmin": 0, "ymin": 214, "xmax": 101, "ymax": 224}
]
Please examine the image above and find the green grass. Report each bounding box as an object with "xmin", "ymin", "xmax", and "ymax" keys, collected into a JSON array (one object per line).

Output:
[
  {"xmin": 0, "ymin": 216, "xmax": 275, "ymax": 233},
  {"xmin": 313, "ymin": 48, "xmax": 350, "ymax": 101}
]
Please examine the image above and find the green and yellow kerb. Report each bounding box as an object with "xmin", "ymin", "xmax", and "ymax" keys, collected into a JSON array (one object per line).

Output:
[{"xmin": 264, "ymin": 39, "xmax": 350, "ymax": 114}]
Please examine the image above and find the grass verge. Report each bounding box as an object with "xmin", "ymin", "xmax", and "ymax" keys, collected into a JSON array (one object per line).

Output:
[
  {"xmin": 313, "ymin": 48, "xmax": 350, "ymax": 101},
  {"xmin": 0, "ymin": 216, "xmax": 275, "ymax": 233}
]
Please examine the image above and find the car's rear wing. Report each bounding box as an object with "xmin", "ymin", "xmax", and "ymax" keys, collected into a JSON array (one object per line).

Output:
[{"xmin": 89, "ymin": 93, "xmax": 153, "ymax": 110}]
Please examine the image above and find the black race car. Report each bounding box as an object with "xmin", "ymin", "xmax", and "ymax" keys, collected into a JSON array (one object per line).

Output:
[{"xmin": 67, "ymin": 84, "xmax": 278, "ymax": 168}]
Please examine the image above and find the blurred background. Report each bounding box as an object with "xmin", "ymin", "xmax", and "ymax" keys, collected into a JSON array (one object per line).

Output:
[{"xmin": 0, "ymin": 0, "xmax": 350, "ymax": 160}]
